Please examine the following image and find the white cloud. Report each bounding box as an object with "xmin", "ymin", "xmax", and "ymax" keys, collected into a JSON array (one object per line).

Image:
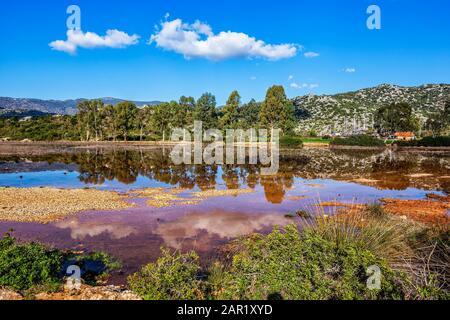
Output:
[
  {"xmin": 304, "ymin": 51, "xmax": 319, "ymax": 58},
  {"xmin": 149, "ymin": 18, "xmax": 298, "ymax": 61},
  {"xmin": 288, "ymin": 75, "xmax": 294, "ymax": 80},
  {"xmin": 50, "ymin": 29, "xmax": 140, "ymax": 54},
  {"xmin": 290, "ymin": 82, "xmax": 319, "ymax": 89},
  {"xmin": 344, "ymin": 68, "xmax": 356, "ymax": 73},
  {"xmin": 250, "ymin": 76, "xmax": 257, "ymax": 80}
]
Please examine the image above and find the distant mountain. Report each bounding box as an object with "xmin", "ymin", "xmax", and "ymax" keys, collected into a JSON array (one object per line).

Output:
[
  {"xmin": 0, "ymin": 97, "xmax": 163, "ymax": 117},
  {"xmin": 293, "ymin": 84, "xmax": 450, "ymax": 135}
]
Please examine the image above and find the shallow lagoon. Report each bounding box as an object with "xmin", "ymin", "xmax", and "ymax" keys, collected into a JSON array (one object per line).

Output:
[{"xmin": 0, "ymin": 145, "xmax": 448, "ymax": 283}]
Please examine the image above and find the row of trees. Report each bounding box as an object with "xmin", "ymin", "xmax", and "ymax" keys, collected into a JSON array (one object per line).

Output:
[
  {"xmin": 374, "ymin": 101, "xmax": 450, "ymax": 137},
  {"xmin": 76, "ymin": 85, "xmax": 296, "ymax": 141}
]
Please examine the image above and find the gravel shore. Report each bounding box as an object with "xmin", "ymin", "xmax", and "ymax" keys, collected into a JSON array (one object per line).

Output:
[{"xmin": 0, "ymin": 187, "xmax": 133, "ymax": 223}]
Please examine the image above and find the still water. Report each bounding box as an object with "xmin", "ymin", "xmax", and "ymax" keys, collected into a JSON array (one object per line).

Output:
[{"xmin": 0, "ymin": 145, "xmax": 448, "ymax": 283}]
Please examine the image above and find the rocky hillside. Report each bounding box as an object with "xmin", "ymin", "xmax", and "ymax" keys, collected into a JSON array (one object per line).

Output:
[
  {"xmin": 0, "ymin": 97, "xmax": 162, "ymax": 116},
  {"xmin": 293, "ymin": 84, "xmax": 450, "ymax": 135}
]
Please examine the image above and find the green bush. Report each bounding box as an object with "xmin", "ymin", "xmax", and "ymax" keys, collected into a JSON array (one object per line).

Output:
[
  {"xmin": 0, "ymin": 233, "xmax": 121, "ymax": 292},
  {"xmin": 331, "ymin": 134, "xmax": 385, "ymax": 147},
  {"xmin": 65, "ymin": 251, "xmax": 122, "ymax": 286},
  {"xmin": 279, "ymin": 136, "xmax": 304, "ymax": 148},
  {"xmin": 0, "ymin": 234, "xmax": 64, "ymax": 291},
  {"xmin": 398, "ymin": 136, "xmax": 450, "ymax": 147},
  {"xmin": 128, "ymin": 248, "xmax": 204, "ymax": 300},
  {"xmin": 127, "ymin": 205, "xmax": 450, "ymax": 301},
  {"xmin": 213, "ymin": 225, "xmax": 404, "ymax": 300}
]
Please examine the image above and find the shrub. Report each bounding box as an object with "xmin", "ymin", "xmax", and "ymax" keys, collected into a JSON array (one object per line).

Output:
[
  {"xmin": 213, "ymin": 225, "xmax": 405, "ymax": 300},
  {"xmin": 65, "ymin": 251, "xmax": 122, "ymax": 286},
  {"xmin": 279, "ymin": 136, "xmax": 304, "ymax": 148},
  {"xmin": 0, "ymin": 233, "xmax": 121, "ymax": 292},
  {"xmin": 128, "ymin": 248, "xmax": 205, "ymax": 300},
  {"xmin": 0, "ymin": 234, "xmax": 64, "ymax": 291},
  {"xmin": 128, "ymin": 212, "xmax": 449, "ymax": 300},
  {"xmin": 309, "ymin": 208, "xmax": 414, "ymax": 266},
  {"xmin": 331, "ymin": 135, "xmax": 385, "ymax": 147},
  {"xmin": 398, "ymin": 136, "xmax": 450, "ymax": 147}
]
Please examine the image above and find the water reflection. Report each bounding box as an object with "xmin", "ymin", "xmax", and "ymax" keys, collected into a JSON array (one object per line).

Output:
[
  {"xmin": 154, "ymin": 210, "xmax": 289, "ymax": 250},
  {"xmin": 0, "ymin": 147, "xmax": 448, "ymax": 197},
  {"xmin": 55, "ymin": 218, "xmax": 138, "ymax": 240}
]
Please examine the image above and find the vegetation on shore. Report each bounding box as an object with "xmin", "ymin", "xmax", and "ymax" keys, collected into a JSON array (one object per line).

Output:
[
  {"xmin": 331, "ymin": 134, "xmax": 386, "ymax": 147},
  {"xmin": 0, "ymin": 86, "xmax": 296, "ymax": 142},
  {"xmin": 0, "ymin": 232, "xmax": 120, "ymax": 294},
  {"xmin": 128, "ymin": 205, "xmax": 449, "ymax": 300},
  {"xmin": 279, "ymin": 136, "xmax": 304, "ymax": 148},
  {"xmin": 2, "ymin": 86, "xmax": 447, "ymax": 144},
  {"xmin": 398, "ymin": 136, "xmax": 450, "ymax": 147}
]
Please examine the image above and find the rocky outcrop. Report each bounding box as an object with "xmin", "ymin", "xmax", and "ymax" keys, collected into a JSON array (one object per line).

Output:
[{"xmin": 293, "ymin": 84, "xmax": 450, "ymax": 135}]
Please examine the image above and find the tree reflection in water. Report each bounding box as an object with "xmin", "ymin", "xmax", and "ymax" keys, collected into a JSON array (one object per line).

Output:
[{"xmin": 0, "ymin": 148, "xmax": 449, "ymax": 202}]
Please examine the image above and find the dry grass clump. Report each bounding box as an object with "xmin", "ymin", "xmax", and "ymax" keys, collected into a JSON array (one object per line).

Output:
[
  {"xmin": 302, "ymin": 203, "xmax": 449, "ymax": 299},
  {"xmin": 0, "ymin": 187, "xmax": 133, "ymax": 223},
  {"xmin": 306, "ymin": 204, "xmax": 416, "ymax": 266}
]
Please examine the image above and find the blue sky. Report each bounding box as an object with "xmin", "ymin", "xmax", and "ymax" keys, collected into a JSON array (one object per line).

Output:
[{"xmin": 0, "ymin": 0, "xmax": 449, "ymax": 104}]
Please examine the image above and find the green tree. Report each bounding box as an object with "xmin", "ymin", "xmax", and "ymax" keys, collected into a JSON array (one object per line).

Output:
[
  {"xmin": 136, "ymin": 106, "xmax": 152, "ymax": 141},
  {"xmin": 194, "ymin": 93, "xmax": 218, "ymax": 130},
  {"xmin": 77, "ymin": 100, "xmax": 103, "ymax": 141},
  {"xmin": 443, "ymin": 100, "xmax": 450, "ymax": 128},
  {"xmin": 425, "ymin": 115, "xmax": 445, "ymax": 137},
  {"xmin": 259, "ymin": 85, "xmax": 295, "ymax": 134},
  {"xmin": 100, "ymin": 104, "xmax": 118, "ymax": 141},
  {"xmin": 425, "ymin": 100, "xmax": 450, "ymax": 137},
  {"xmin": 220, "ymin": 90, "xmax": 241, "ymax": 129},
  {"xmin": 150, "ymin": 103, "xmax": 172, "ymax": 141},
  {"xmin": 374, "ymin": 102, "xmax": 420, "ymax": 136},
  {"xmin": 114, "ymin": 101, "xmax": 137, "ymax": 141},
  {"xmin": 170, "ymin": 101, "xmax": 188, "ymax": 129},
  {"xmin": 179, "ymin": 96, "xmax": 196, "ymax": 127},
  {"xmin": 238, "ymin": 99, "xmax": 260, "ymax": 129}
]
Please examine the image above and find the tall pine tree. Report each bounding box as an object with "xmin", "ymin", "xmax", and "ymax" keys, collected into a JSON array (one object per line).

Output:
[
  {"xmin": 220, "ymin": 90, "xmax": 241, "ymax": 129},
  {"xmin": 194, "ymin": 93, "xmax": 218, "ymax": 130},
  {"xmin": 259, "ymin": 85, "xmax": 295, "ymax": 134}
]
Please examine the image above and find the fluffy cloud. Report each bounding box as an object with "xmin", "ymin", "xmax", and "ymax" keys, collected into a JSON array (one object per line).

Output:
[
  {"xmin": 344, "ymin": 67, "xmax": 356, "ymax": 73},
  {"xmin": 149, "ymin": 18, "xmax": 298, "ymax": 61},
  {"xmin": 304, "ymin": 51, "xmax": 319, "ymax": 58},
  {"xmin": 50, "ymin": 29, "xmax": 140, "ymax": 54}
]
